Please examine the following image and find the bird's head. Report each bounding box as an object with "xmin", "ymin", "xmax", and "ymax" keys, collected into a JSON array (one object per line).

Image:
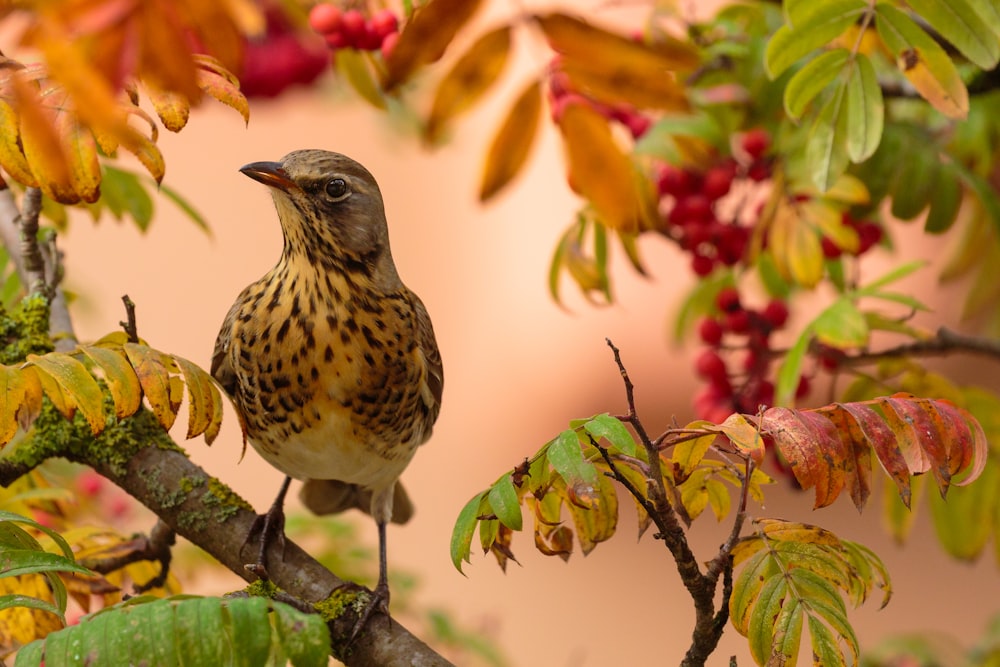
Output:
[{"xmin": 240, "ymin": 150, "xmax": 400, "ymax": 286}]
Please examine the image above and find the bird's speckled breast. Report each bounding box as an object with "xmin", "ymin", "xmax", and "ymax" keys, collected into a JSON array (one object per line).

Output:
[{"xmin": 225, "ymin": 261, "xmax": 433, "ymax": 486}]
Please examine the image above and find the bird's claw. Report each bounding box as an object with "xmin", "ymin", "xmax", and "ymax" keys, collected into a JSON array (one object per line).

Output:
[
  {"xmin": 242, "ymin": 507, "xmax": 287, "ymax": 580},
  {"xmin": 348, "ymin": 582, "xmax": 391, "ymax": 643}
]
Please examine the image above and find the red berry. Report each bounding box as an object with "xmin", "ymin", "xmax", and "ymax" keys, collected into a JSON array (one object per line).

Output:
[
  {"xmin": 715, "ymin": 287, "xmax": 741, "ymax": 313},
  {"xmin": 340, "ymin": 9, "xmax": 366, "ymax": 48},
  {"xmin": 724, "ymin": 309, "xmax": 751, "ymax": 334},
  {"xmin": 548, "ymin": 70, "xmax": 572, "ymax": 100},
  {"xmin": 795, "ymin": 375, "xmax": 811, "ymax": 398},
  {"xmin": 681, "ymin": 222, "xmax": 712, "ymax": 250},
  {"xmin": 741, "ymin": 128, "xmax": 771, "ymax": 160},
  {"xmin": 742, "ymin": 349, "xmax": 759, "ymax": 372},
  {"xmin": 819, "ymin": 349, "xmax": 842, "ymax": 371},
  {"xmin": 380, "ymin": 31, "xmax": 399, "ymax": 59},
  {"xmin": 308, "ymin": 3, "xmax": 342, "ymax": 34},
  {"xmin": 691, "ymin": 253, "xmax": 715, "ymax": 277},
  {"xmin": 695, "ymin": 349, "xmax": 729, "ymax": 384},
  {"xmin": 747, "ymin": 161, "xmax": 771, "ymax": 181},
  {"xmin": 698, "ymin": 317, "xmax": 724, "ymax": 346},
  {"xmin": 821, "ymin": 236, "xmax": 842, "ymax": 259},
  {"xmin": 702, "ymin": 164, "xmax": 735, "ymax": 200},
  {"xmin": 717, "ymin": 225, "xmax": 747, "ymax": 265},
  {"xmin": 624, "ymin": 113, "xmax": 651, "ymax": 139},
  {"xmin": 856, "ymin": 222, "xmax": 883, "ymax": 254},
  {"xmin": 657, "ymin": 164, "xmax": 696, "ymax": 198},
  {"xmin": 679, "ymin": 194, "xmax": 712, "ymax": 222},
  {"xmin": 370, "ymin": 9, "xmax": 399, "ymax": 40},
  {"xmin": 76, "ymin": 469, "xmax": 103, "ymax": 497},
  {"xmin": 550, "ymin": 92, "xmax": 590, "ymax": 122},
  {"xmin": 762, "ymin": 299, "xmax": 789, "ymax": 329}
]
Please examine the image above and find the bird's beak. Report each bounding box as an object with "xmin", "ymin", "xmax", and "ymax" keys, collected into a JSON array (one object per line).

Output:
[{"xmin": 240, "ymin": 161, "xmax": 298, "ymax": 192}]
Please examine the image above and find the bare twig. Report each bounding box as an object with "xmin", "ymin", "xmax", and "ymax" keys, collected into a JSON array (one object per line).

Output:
[
  {"xmin": 120, "ymin": 295, "xmax": 139, "ymax": 343},
  {"xmin": 79, "ymin": 520, "xmax": 176, "ymax": 594}
]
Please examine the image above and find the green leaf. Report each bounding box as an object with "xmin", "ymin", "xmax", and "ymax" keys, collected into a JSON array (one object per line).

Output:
[
  {"xmin": 968, "ymin": 0, "xmax": 1000, "ymax": 37},
  {"xmin": 906, "ymin": 0, "xmax": 999, "ymax": 69},
  {"xmin": 845, "ymin": 54, "xmax": 883, "ymax": 162},
  {"xmin": 784, "ymin": 48, "xmax": 850, "ymax": 120},
  {"xmin": 451, "ymin": 491, "xmax": 486, "ymax": 572},
  {"xmin": 927, "ymin": 456, "xmax": 999, "ymax": 560},
  {"xmin": 0, "ymin": 510, "xmax": 77, "ymax": 560},
  {"xmin": 582, "ymin": 413, "xmax": 636, "ymax": 457},
  {"xmin": 858, "ymin": 259, "xmax": 927, "ymax": 292},
  {"xmin": 776, "ymin": 326, "xmax": 812, "ymax": 406},
  {"xmin": 807, "ymin": 82, "xmax": 850, "ymax": 191},
  {"xmin": 813, "ymin": 298, "xmax": 869, "ymax": 348},
  {"xmin": 0, "ymin": 549, "xmax": 92, "ymax": 579},
  {"xmin": 0, "ymin": 593, "xmax": 64, "ymax": 619},
  {"xmin": 547, "ymin": 429, "xmax": 600, "ymax": 493},
  {"xmin": 764, "ymin": 0, "xmax": 868, "ymax": 78},
  {"xmin": 20, "ymin": 596, "xmax": 329, "ymax": 667},
  {"xmin": 890, "ymin": 147, "xmax": 937, "ymax": 220},
  {"xmin": 924, "ymin": 163, "xmax": 963, "ymax": 233},
  {"xmin": 97, "ymin": 165, "xmax": 154, "ymax": 231},
  {"xmin": 157, "ymin": 181, "xmax": 210, "ymax": 234},
  {"xmin": 487, "ymin": 473, "xmax": 522, "ymax": 531}
]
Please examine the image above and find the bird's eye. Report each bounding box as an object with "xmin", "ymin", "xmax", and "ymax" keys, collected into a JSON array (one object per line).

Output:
[{"xmin": 325, "ymin": 178, "xmax": 349, "ymax": 200}]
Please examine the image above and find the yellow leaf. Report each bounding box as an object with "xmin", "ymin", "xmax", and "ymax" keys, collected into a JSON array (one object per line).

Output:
[
  {"xmin": 718, "ymin": 413, "xmax": 765, "ymax": 464},
  {"xmin": 124, "ymin": 342, "xmax": 178, "ymax": 431},
  {"xmin": 57, "ymin": 112, "xmax": 101, "ymax": 204},
  {"xmin": 802, "ymin": 200, "xmax": 858, "ymax": 254},
  {"xmin": 557, "ymin": 101, "xmax": 657, "ymax": 233},
  {"xmin": 80, "ymin": 345, "xmax": 142, "ymax": 420},
  {"xmin": 0, "ymin": 574, "xmax": 62, "ymax": 651},
  {"xmin": 146, "ymin": 86, "xmax": 191, "ymax": 133},
  {"xmin": 17, "ymin": 366, "xmax": 43, "ymax": 433},
  {"xmin": 769, "ymin": 197, "xmax": 824, "ymax": 288},
  {"xmin": 27, "ymin": 353, "xmax": 106, "ymax": 435},
  {"xmin": 898, "ymin": 48, "xmax": 968, "ymax": 119},
  {"xmin": 479, "ymin": 78, "xmax": 542, "ymax": 202},
  {"xmin": 671, "ymin": 433, "xmax": 714, "ymax": 479},
  {"xmin": 382, "ymin": 0, "xmax": 485, "ymax": 90},
  {"xmin": 173, "ymin": 355, "xmax": 221, "ymax": 441},
  {"xmin": 426, "ymin": 25, "xmax": 511, "ymax": 143},
  {"xmin": 0, "ymin": 365, "xmax": 26, "ymax": 447},
  {"xmin": 0, "ymin": 99, "xmax": 38, "ymax": 187}
]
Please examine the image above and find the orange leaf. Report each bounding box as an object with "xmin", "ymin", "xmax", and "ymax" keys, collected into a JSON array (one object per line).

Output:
[
  {"xmin": 557, "ymin": 101, "xmax": 656, "ymax": 233},
  {"xmin": 56, "ymin": 109, "xmax": 101, "ymax": 204},
  {"xmin": 837, "ymin": 401, "xmax": 913, "ymax": 507},
  {"xmin": 479, "ymin": 78, "xmax": 542, "ymax": 202},
  {"xmin": 195, "ymin": 56, "xmax": 249, "ymax": 125},
  {"xmin": 382, "ymin": 0, "xmax": 484, "ymax": 91},
  {"xmin": 425, "ymin": 25, "xmax": 511, "ymax": 143},
  {"xmin": 718, "ymin": 413, "xmax": 765, "ymax": 464},
  {"xmin": 558, "ymin": 55, "xmax": 688, "ymax": 111},
  {"xmin": 536, "ymin": 13, "xmax": 699, "ymax": 74},
  {"xmin": 896, "ymin": 49, "xmax": 968, "ymax": 119},
  {"xmin": 13, "ymin": 78, "xmax": 76, "ymax": 204},
  {"xmin": 818, "ymin": 403, "xmax": 873, "ymax": 510}
]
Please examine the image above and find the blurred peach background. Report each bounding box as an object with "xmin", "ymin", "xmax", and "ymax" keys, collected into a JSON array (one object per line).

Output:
[{"xmin": 47, "ymin": 5, "xmax": 1000, "ymax": 664}]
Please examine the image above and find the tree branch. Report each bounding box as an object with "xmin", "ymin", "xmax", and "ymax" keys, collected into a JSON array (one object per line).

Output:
[
  {"xmin": 842, "ymin": 326, "xmax": 1000, "ymax": 366},
  {"xmin": 0, "ymin": 429, "xmax": 452, "ymax": 667},
  {"xmin": 0, "ymin": 186, "xmax": 77, "ymax": 351}
]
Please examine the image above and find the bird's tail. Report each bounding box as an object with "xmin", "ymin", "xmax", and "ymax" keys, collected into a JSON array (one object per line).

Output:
[{"xmin": 298, "ymin": 479, "xmax": 414, "ymax": 525}]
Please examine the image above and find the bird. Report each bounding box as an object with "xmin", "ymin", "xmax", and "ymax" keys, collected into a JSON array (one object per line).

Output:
[{"xmin": 211, "ymin": 149, "xmax": 443, "ymax": 631}]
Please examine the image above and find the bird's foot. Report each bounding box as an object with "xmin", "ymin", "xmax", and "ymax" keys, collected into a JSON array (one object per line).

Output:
[
  {"xmin": 348, "ymin": 580, "xmax": 391, "ymax": 643},
  {"xmin": 242, "ymin": 505, "xmax": 287, "ymax": 581}
]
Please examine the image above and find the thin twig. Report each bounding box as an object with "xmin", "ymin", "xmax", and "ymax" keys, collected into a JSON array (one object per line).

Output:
[
  {"xmin": 705, "ymin": 456, "xmax": 751, "ymax": 583},
  {"xmin": 120, "ymin": 295, "xmax": 139, "ymax": 343},
  {"xmin": 843, "ymin": 326, "xmax": 1000, "ymax": 365},
  {"xmin": 78, "ymin": 520, "xmax": 176, "ymax": 594}
]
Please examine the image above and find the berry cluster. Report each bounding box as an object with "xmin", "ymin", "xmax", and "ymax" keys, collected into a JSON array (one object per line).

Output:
[
  {"xmin": 693, "ymin": 287, "xmax": 806, "ymax": 424},
  {"xmin": 309, "ymin": 4, "xmax": 400, "ymax": 60},
  {"xmin": 656, "ymin": 129, "xmax": 773, "ymax": 277},
  {"xmin": 240, "ymin": 6, "xmax": 330, "ymax": 98},
  {"xmin": 547, "ymin": 63, "xmax": 653, "ymax": 140}
]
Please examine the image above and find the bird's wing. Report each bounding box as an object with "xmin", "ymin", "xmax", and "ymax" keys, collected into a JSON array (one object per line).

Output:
[
  {"xmin": 411, "ymin": 292, "xmax": 443, "ymax": 423},
  {"xmin": 210, "ymin": 295, "xmax": 244, "ymax": 398}
]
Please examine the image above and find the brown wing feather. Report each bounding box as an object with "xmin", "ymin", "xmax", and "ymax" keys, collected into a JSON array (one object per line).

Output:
[
  {"xmin": 210, "ymin": 293, "xmax": 245, "ymax": 398},
  {"xmin": 411, "ymin": 291, "xmax": 443, "ymax": 422}
]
